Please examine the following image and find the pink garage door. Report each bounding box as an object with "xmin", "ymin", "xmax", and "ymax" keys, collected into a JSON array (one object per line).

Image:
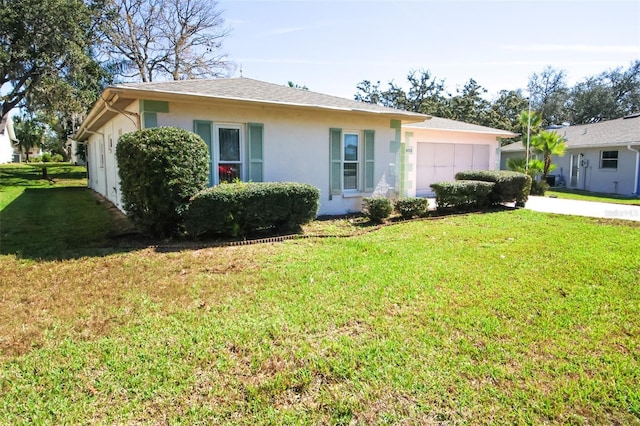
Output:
[{"xmin": 416, "ymin": 143, "xmax": 490, "ymax": 196}]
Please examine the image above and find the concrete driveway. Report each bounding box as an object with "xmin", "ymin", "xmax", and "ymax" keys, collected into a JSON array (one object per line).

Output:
[{"xmin": 525, "ymin": 196, "xmax": 640, "ymax": 221}]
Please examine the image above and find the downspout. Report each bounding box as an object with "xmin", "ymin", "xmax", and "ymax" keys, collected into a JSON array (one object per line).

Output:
[
  {"xmin": 101, "ymin": 95, "xmax": 141, "ymax": 130},
  {"xmin": 628, "ymin": 145, "xmax": 640, "ymax": 195}
]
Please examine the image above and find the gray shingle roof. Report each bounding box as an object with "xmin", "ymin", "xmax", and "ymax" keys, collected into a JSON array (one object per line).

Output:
[
  {"xmin": 113, "ymin": 77, "xmax": 428, "ymax": 119},
  {"xmin": 501, "ymin": 114, "xmax": 640, "ymax": 152},
  {"xmin": 404, "ymin": 116, "xmax": 517, "ymax": 137}
]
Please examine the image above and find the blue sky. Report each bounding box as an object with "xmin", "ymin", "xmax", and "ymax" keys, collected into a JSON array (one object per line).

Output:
[{"xmin": 219, "ymin": 0, "xmax": 640, "ymax": 100}]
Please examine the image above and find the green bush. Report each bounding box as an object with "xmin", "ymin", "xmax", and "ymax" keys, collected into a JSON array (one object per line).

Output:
[
  {"xmin": 185, "ymin": 182, "xmax": 319, "ymax": 237},
  {"xmin": 430, "ymin": 180, "xmax": 495, "ymax": 210},
  {"xmin": 116, "ymin": 127, "xmax": 209, "ymax": 237},
  {"xmin": 454, "ymin": 170, "xmax": 531, "ymax": 205},
  {"xmin": 41, "ymin": 153, "xmax": 52, "ymax": 162},
  {"xmin": 51, "ymin": 153, "xmax": 64, "ymax": 162},
  {"xmin": 394, "ymin": 197, "xmax": 429, "ymax": 219},
  {"xmin": 529, "ymin": 179, "xmax": 549, "ymax": 196},
  {"xmin": 362, "ymin": 197, "xmax": 393, "ymax": 223}
]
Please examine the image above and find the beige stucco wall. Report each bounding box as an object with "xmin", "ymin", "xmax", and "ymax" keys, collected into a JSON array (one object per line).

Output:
[
  {"xmin": 86, "ymin": 101, "xmax": 139, "ymax": 210},
  {"xmin": 86, "ymin": 98, "xmax": 405, "ymax": 216}
]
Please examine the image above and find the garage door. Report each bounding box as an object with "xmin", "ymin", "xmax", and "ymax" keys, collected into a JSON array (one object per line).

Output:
[{"xmin": 416, "ymin": 143, "xmax": 490, "ymax": 196}]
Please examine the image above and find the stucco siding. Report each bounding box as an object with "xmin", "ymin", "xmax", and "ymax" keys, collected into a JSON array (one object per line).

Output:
[{"xmin": 90, "ymin": 99, "xmax": 401, "ymax": 215}]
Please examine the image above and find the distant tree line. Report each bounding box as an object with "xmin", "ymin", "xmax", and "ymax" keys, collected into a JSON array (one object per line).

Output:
[{"xmin": 355, "ymin": 61, "xmax": 640, "ymax": 144}]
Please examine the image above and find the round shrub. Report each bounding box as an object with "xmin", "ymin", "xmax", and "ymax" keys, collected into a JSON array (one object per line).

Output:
[
  {"xmin": 394, "ymin": 197, "xmax": 429, "ymax": 219},
  {"xmin": 116, "ymin": 126, "xmax": 209, "ymax": 237},
  {"xmin": 362, "ymin": 197, "xmax": 392, "ymax": 223}
]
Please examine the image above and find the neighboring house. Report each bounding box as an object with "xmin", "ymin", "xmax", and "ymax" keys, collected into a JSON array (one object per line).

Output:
[
  {"xmin": 74, "ymin": 77, "xmax": 515, "ymax": 215},
  {"xmin": 402, "ymin": 117, "xmax": 517, "ymax": 197},
  {"xmin": 501, "ymin": 113, "xmax": 640, "ymax": 196},
  {"xmin": 0, "ymin": 117, "xmax": 17, "ymax": 163}
]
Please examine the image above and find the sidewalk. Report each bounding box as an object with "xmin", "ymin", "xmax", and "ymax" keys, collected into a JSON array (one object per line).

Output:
[{"xmin": 525, "ymin": 196, "xmax": 640, "ymax": 221}]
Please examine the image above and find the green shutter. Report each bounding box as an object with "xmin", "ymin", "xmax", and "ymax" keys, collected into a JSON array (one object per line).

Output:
[
  {"xmin": 330, "ymin": 128, "xmax": 342, "ymax": 195},
  {"xmin": 248, "ymin": 123, "xmax": 264, "ymax": 182},
  {"xmin": 364, "ymin": 130, "xmax": 375, "ymax": 192},
  {"xmin": 194, "ymin": 120, "xmax": 213, "ymax": 186},
  {"xmin": 143, "ymin": 112, "xmax": 158, "ymax": 128}
]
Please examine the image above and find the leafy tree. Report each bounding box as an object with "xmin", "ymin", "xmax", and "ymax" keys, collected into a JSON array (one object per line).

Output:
[
  {"xmin": 101, "ymin": 0, "xmax": 233, "ymax": 82},
  {"xmin": 568, "ymin": 60, "xmax": 640, "ymax": 124},
  {"xmin": 530, "ymin": 130, "xmax": 566, "ymax": 180},
  {"xmin": 13, "ymin": 115, "xmax": 44, "ymax": 162},
  {"xmin": 287, "ymin": 81, "xmax": 308, "ymax": 90},
  {"xmin": 528, "ymin": 66, "xmax": 570, "ymax": 126},
  {"xmin": 0, "ymin": 0, "xmax": 103, "ymax": 129},
  {"xmin": 448, "ymin": 78, "xmax": 492, "ymax": 125},
  {"xmin": 355, "ymin": 69, "xmax": 450, "ymax": 115},
  {"xmin": 487, "ymin": 89, "xmax": 529, "ymax": 144}
]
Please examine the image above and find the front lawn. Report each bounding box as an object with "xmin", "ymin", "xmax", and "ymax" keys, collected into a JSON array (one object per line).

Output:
[
  {"xmin": 1, "ymin": 165, "xmax": 639, "ymax": 424},
  {"xmin": 547, "ymin": 188, "xmax": 640, "ymax": 205}
]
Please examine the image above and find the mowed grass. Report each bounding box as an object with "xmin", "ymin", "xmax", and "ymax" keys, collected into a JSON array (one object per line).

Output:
[
  {"xmin": 1, "ymin": 166, "xmax": 639, "ymax": 424},
  {"xmin": 547, "ymin": 188, "xmax": 640, "ymax": 205}
]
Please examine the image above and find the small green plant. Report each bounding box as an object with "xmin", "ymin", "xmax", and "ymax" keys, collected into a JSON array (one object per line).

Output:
[
  {"xmin": 41, "ymin": 153, "xmax": 52, "ymax": 162},
  {"xmin": 362, "ymin": 197, "xmax": 392, "ymax": 223},
  {"xmin": 51, "ymin": 153, "xmax": 64, "ymax": 162},
  {"xmin": 394, "ymin": 197, "xmax": 429, "ymax": 219},
  {"xmin": 529, "ymin": 179, "xmax": 550, "ymax": 196},
  {"xmin": 116, "ymin": 127, "xmax": 209, "ymax": 237}
]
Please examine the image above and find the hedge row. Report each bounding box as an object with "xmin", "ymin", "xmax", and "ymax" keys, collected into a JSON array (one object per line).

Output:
[
  {"xmin": 430, "ymin": 180, "xmax": 495, "ymax": 210},
  {"xmin": 454, "ymin": 170, "xmax": 531, "ymax": 206},
  {"xmin": 362, "ymin": 197, "xmax": 431, "ymax": 222},
  {"xmin": 185, "ymin": 182, "xmax": 320, "ymax": 237}
]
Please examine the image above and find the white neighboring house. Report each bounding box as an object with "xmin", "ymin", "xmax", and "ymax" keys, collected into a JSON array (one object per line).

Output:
[
  {"xmin": 501, "ymin": 113, "xmax": 640, "ymax": 196},
  {"xmin": 0, "ymin": 117, "xmax": 17, "ymax": 163},
  {"xmin": 74, "ymin": 77, "xmax": 517, "ymax": 215}
]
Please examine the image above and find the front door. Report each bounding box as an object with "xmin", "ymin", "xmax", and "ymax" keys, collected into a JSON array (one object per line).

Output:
[{"xmin": 570, "ymin": 154, "xmax": 579, "ymax": 188}]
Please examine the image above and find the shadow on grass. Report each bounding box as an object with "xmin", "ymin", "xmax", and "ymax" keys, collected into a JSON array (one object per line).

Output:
[{"xmin": 0, "ymin": 187, "xmax": 147, "ymax": 261}]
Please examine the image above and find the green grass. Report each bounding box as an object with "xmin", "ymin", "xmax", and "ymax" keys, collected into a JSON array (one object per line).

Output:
[
  {"xmin": 1, "ymin": 165, "xmax": 639, "ymax": 424},
  {"xmin": 547, "ymin": 188, "xmax": 640, "ymax": 205}
]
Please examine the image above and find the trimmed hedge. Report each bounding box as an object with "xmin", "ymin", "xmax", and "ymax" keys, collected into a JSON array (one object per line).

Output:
[
  {"xmin": 454, "ymin": 170, "xmax": 531, "ymax": 205},
  {"xmin": 394, "ymin": 197, "xmax": 429, "ymax": 219},
  {"xmin": 185, "ymin": 182, "xmax": 319, "ymax": 237},
  {"xmin": 116, "ymin": 127, "xmax": 209, "ymax": 237},
  {"xmin": 430, "ymin": 180, "xmax": 495, "ymax": 210},
  {"xmin": 362, "ymin": 197, "xmax": 393, "ymax": 223}
]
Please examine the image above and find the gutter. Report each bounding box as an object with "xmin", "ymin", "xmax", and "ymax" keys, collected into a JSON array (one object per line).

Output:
[{"xmin": 628, "ymin": 144, "xmax": 640, "ymax": 195}]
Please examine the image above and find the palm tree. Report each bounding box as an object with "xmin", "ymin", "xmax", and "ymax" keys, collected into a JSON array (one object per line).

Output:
[
  {"xmin": 530, "ymin": 130, "xmax": 566, "ymax": 180},
  {"xmin": 13, "ymin": 115, "xmax": 44, "ymax": 162}
]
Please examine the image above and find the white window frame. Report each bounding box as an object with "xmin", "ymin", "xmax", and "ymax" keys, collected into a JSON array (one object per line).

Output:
[
  {"xmin": 342, "ymin": 131, "xmax": 362, "ymax": 192},
  {"xmin": 600, "ymin": 150, "xmax": 618, "ymax": 169},
  {"xmin": 214, "ymin": 123, "xmax": 245, "ymax": 184}
]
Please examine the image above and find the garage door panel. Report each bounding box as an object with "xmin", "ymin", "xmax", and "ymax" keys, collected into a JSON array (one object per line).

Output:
[
  {"xmin": 454, "ymin": 144, "xmax": 473, "ymax": 170},
  {"xmin": 472, "ymin": 145, "xmax": 490, "ymax": 169},
  {"xmin": 417, "ymin": 142, "xmax": 493, "ymax": 195}
]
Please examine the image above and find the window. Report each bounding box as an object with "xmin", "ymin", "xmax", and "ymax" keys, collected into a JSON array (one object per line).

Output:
[
  {"xmin": 600, "ymin": 150, "xmax": 618, "ymax": 169},
  {"xmin": 343, "ymin": 133, "xmax": 359, "ymax": 190},
  {"xmin": 218, "ymin": 127, "xmax": 242, "ymax": 183},
  {"xmin": 330, "ymin": 128, "xmax": 375, "ymax": 195},
  {"xmin": 195, "ymin": 121, "xmax": 263, "ymax": 186}
]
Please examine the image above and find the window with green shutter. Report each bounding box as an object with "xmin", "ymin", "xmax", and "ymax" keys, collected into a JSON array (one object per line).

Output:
[
  {"xmin": 248, "ymin": 123, "xmax": 264, "ymax": 182},
  {"xmin": 329, "ymin": 128, "xmax": 375, "ymax": 195},
  {"xmin": 364, "ymin": 130, "xmax": 375, "ymax": 191},
  {"xmin": 330, "ymin": 128, "xmax": 342, "ymax": 195},
  {"xmin": 194, "ymin": 120, "xmax": 213, "ymax": 186}
]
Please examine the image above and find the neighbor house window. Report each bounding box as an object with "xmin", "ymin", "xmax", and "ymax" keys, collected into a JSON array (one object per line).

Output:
[
  {"xmin": 330, "ymin": 128, "xmax": 375, "ymax": 195},
  {"xmin": 600, "ymin": 150, "xmax": 618, "ymax": 169}
]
